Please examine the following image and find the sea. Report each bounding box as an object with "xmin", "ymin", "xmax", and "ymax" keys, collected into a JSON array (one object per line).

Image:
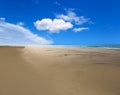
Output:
[{"xmin": 52, "ymin": 44, "xmax": 120, "ymax": 49}]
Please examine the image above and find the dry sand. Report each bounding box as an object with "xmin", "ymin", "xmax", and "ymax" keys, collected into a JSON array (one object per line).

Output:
[{"xmin": 0, "ymin": 46, "xmax": 120, "ymax": 95}]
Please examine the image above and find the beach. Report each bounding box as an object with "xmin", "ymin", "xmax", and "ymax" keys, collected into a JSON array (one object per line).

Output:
[{"xmin": 0, "ymin": 46, "xmax": 120, "ymax": 95}]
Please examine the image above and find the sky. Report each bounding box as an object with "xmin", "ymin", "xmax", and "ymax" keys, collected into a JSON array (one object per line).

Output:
[{"xmin": 0, "ymin": 0, "xmax": 120, "ymax": 45}]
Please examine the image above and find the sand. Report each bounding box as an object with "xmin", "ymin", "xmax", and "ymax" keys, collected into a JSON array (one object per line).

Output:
[{"xmin": 0, "ymin": 46, "xmax": 120, "ymax": 95}]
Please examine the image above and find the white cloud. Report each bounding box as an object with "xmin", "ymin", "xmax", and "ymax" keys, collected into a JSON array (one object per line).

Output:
[
  {"xmin": 0, "ymin": 18, "xmax": 52, "ymax": 45},
  {"xmin": 73, "ymin": 27, "xmax": 89, "ymax": 32},
  {"xmin": 34, "ymin": 18, "xmax": 73, "ymax": 33},
  {"xmin": 55, "ymin": 1, "xmax": 61, "ymax": 6},
  {"xmin": 56, "ymin": 9, "xmax": 89, "ymax": 25},
  {"xmin": 0, "ymin": 17, "xmax": 5, "ymax": 22},
  {"xmin": 17, "ymin": 22, "xmax": 24, "ymax": 26}
]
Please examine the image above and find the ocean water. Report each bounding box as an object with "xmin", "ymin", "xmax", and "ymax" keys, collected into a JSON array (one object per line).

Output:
[
  {"xmin": 87, "ymin": 45, "xmax": 120, "ymax": 49},
  {"xmin": 53, "ymin": 44, "xmax": 120, "ymax": 49}
]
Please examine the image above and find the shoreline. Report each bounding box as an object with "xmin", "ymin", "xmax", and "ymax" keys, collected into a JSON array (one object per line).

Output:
[{"xmin": 0, "ymin": 45, "xmax": 120, "ymax": 49}]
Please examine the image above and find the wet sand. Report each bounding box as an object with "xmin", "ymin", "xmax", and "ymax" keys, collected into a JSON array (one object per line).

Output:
[{"xmin": 0, "ymin": 46, "xmax": 120, "ymax": 95}]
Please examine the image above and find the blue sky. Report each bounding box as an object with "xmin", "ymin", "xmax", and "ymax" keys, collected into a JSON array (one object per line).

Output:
[{"xmin": 0, "ymin": 0, "xmax": 120, "ymax": 45}]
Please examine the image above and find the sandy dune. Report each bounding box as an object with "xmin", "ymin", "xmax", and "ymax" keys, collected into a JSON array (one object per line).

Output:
[{"xmin": 0, "ymin": 46, "xmax": 120, "ymax": 95}]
